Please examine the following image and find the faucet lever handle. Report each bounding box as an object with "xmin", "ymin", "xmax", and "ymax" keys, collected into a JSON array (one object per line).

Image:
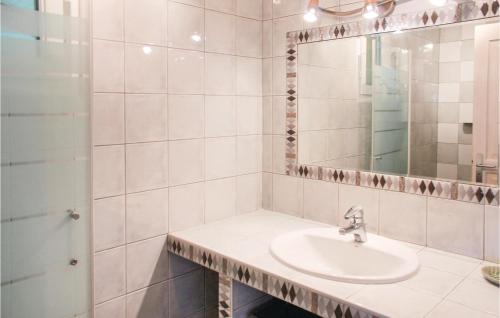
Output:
[{"xmin": 344, "ymin": 205, "xmax": 364, "ymax": 222}]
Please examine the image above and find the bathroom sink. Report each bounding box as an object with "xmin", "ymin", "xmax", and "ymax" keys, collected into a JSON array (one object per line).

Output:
[{"xmin": 269, "ymin": 227, "xmax": 419, "ymax": 284}]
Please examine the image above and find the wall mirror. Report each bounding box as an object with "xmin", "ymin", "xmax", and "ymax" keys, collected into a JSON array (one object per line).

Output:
[{"xmin": 293, "ymin": 4, "xmax": 500, "ymax": 187}]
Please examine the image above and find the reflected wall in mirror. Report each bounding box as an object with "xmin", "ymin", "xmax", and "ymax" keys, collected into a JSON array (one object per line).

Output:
[{"xmin": 297, "ymin": 19, "xmax": 500, "ymax": 186}]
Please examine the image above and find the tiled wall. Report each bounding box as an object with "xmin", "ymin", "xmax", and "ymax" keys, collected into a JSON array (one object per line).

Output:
[
  {"xmin": 262, "ymin": 0, "xmax": 499, "ymax": 263},
  {"xmin": 91, "ymin": 0, "xmax": 263, "ymax": 316},
  {"xmin": 436, "ymin": 24, "xmax": 475, "ymax": 181}
]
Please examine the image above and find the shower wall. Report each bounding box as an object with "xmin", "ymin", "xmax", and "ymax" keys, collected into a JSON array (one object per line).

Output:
[{"xmin": 91, "ymin": 0, "xmax": 263, "ymax": 317}]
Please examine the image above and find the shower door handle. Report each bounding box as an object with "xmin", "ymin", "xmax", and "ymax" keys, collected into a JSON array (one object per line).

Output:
[{"xmin": 67, "ymin": 209, "xmax": 80, "ymax": 220}]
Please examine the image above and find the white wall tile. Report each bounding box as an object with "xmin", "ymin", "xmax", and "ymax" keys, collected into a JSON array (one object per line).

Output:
[
  {"xmin": 205, "ymin": 96, "xmax": 236, "ymax": 137},
  {"xmin": 236, "ymin": 173, "xmax": 262, "ymax": 214},
  {"xmin": 237, "ymin": 96, "xmax": 262, "ymax": 135},
  {"xmin": 205, "ymin": 137, "xmax": 236, "ymax": 180},
  {"xmin": 485, "ymin": 206, "xmax": 500, "ymax": 263},
  {"xmin": 272, "ymin": 174, "xmax": 303, "ymax": 217},
  {"xmin": 92, "ymin": 0, "xmax": 124, "ymax": 41},
  {"xmin": 168, "ymin": 95, "xmax": 204, "ymax": 140},
  {"xmin": 126, "ymin": 235, "xmax": 169, "ymax": 292},
  {"xmin": 93, "ymin": 40, "xmax": 124, "ymax": 92},
  {"xmin": 126, "ymin": 142, "xmax": 169, "ymax": 193},
  {"xmin": 125, "ymin": 44, "xmax": 167, "ymax": 93},
  {"xmin": 125, "ymin": 94, "xmax": 168, "ymax": 143},
  {"xmin": 237, "ymin": 57, "xmax": 262, "ymax": 96},
  {"xmin": 169, "ymin": 183, "xmax": 205, "ymax": 232},
  {"xmin": 237, "ymin": 0, "xmax": 262, "ymax": 19},
  {"xmin": 93, "ymin": 94, "xmax": 125, "ymax": 146},
  {"xmin": 205, "ymin": 0, "xmax": 235, "ymax": 14},
  {"xmin": 169, "ymin": 139, "xmax": 205, "ymax": 186},
  {"xmin": 94, "ymin": 196, "xmax": 126, "ymax": 252},
  {"xmin": 126, "ymin": 188, "xmax": 169, "ymax": 243},
  {"xmin": 237, "ymin": 135, "xmax": 262, "ymax": 174},
  {"xmin": 303, "ymin": 179, "xmax": 338, "ymax": 224},
  {"xmin": 167, "ymin": 49, "xmax": 205, "ymax": 94},
  {"xmin": 126, "ymin": 282, "xmax": 169, "ymax": 318},
  {"xmin": 205, "ymin": 11, "xmax": 236, "ymax": 54},
  {"xmin": 338, "ymin": 184, "xmax": 379, "ymax": 233},
  {"xmin": 95, "ymin": 297, "xmax": 126, "ymax": 318},
  {"xmin": 94, "ymin": 247, "xmax": 126, "ymax": 303},
  {"xmin": 124, "ymin": 0, "xmax": 167, "ymax": 45},
  {"xmin": 427, "ymin": 198, "xmax": 484, "ymax": 259},
  {"xmin": 93, "ymin": 145, "xmax": 125, "ymax": 198},
  {"xmin": 236, "ymin": 17, "xmax": 262, "ymax": 58},
  {"xmin": 167, "ymin": 2, "xmax": 204, "ymax": 50},
  {"xmin": 205, "ymin": 53, "xmax": 236, "ymax": 95},
  {"xmin": 379, "ymin": 191, "xmax": 427, "ymax": 245},
  {"xmin": 438, "ymin": 123, "xmax": 458, "ymax": 143},
  {"xmin": 205, "ymin": 177, "xmax": 237, "ymax": 223}
]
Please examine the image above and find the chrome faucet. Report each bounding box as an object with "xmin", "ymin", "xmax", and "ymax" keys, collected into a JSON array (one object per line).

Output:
[{"xmin": 339, "ymin": 206, "xmax": 367, "ymax": 243}]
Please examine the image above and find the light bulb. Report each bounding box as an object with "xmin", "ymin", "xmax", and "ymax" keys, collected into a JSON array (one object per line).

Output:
[
  {"xmin": 429, "ymin": 0, "xmax": 447, "ymax": 6},
  {"xmin": 303, "ymin": 8, "xmax": 318, "ymax": 23},
  {"xmin": 363, "ymin": 3, "xmax": 379, "ymax": 19}
]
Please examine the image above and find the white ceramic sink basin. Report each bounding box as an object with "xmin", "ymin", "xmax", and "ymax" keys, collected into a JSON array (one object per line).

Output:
[{"xmin": 270, "ymin": 227, "xmax": 419, "ymax": 284}]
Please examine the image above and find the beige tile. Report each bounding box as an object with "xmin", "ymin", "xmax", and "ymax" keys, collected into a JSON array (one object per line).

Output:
[
  {"xmin": 303, "ymin": 179, "xmax": 338, "ymax": 225},
  {"xmin": 205, "ymin": 137, "xmax": 236, "ymax": 180},
  {"xmin": 93, "ymin": 94, "xmax": 125, "ymax": 146},
  {"xmin": 272, "ymin": 15, "xmax": 303, "ymax": 54},
  {"xmin": 93, "ymin": 40, "xmax": 124, "ymax": 93},
  {"xmin": 262, "ymin": 172, "xmax": 273, "ymax": 210},
  {"xmin": 262, "ymin": 135, "xmax": 273, "ymax": 173},
  {"xmin": 236, "ymin": 17, "xmax": 262, "ymax": 58},
  {"xmin": 237, "ymin": 57, "xmax": 262, "ymax": 96},
  {"xmin": 237, "ymin": 96, "xmax": 262, "ymax": 135},
  {"xmin": 262, "ymin": 0, "xmax": 272, "ymax": 20},
  {"xmin": 237, "ymin": 135, "xmax": 262, "ymax": 174},
  {"xmin": 93, "ymin": 145, "xmax": 125, "ymax": 199},
  {"xmin": 93, "ymin": 196, "xmax": 125, "ymax": 252},
  {"xmin": 272, "ymin": 0, "xmax": 307, "ymax": 18},
  {"xmin": 126, "ymin": 281, "xmax": 169, "ymax": 318},
  {"xmin": 167, "ymin": 2, "xmax": 204, "ymax": 50},
  {"xmin": 272, "ymin": 174, "xmax": 303, "ymax": 217},
  {"xmin": 338, "ymin": 185, "xmax": 379, "ymax": 233},
  {"xmin": 272, "ymin": 56, "xmax": 286, "ymax": 95},
  {"xmin": 262, "ymin": 96, "xmax": 272, "ymax": 134},
  {"xmin": 125, "ymin": 94, "xmax": 167, "ymax": 143},
  {"xmin": 427, "ymin": 300, "xmax": 497, "ymax": 318},
  {"xmin": 399, "ymin": 267, "xmax": 463, "ymax": 297},
  {"xmin": 205, "ymin": 96, "xmax": 236, "ymax": 137},
  {"xmin": 124, "ymin": 0, "xmax": 167, "ymax": 45},
  {"xmin": 167, "ymin": 49, "xmax": 205, "ymax": 94},
  {"xmin": 484, "ymin": 205, "xmax": 500, "ymax": 263},
  {"xmin": 125, "ymin": 44, "xmax": 166, "ymax": 93},
  {"xmin": 272, "ymin": 135, "xmax": 286, "ymax": 174},
  {"xmin": 168, "ymin": 139, "xmax": 204, "ymax": 186},
  {"xmin": 126, "ymin": 188, "xmax": 169, "ymax": 243},
  {"xmin": 236, "ymin": 173, "xmax": 262, "ymax": 214},
  {"xmin": 205, "ymin": 11, "xmax": 236, "ymax": 54},
  {"xmin": 427, "ymin": 198, "xmax": 484, "ymax": 259},
  {"xmin": 169, "ymin": 183, "xmax": 204, "ymax": 232},
  {"xmin": 379, "ymin": 191, "xmax": 427, "ymax": 245},
  {"xmin": 125, "ymin": 142, "xmax": 168, "ymax": 193},
  {"xmin": 348, "ymin": 285, "xmax": 441, "ymax": 318},
  {"xmin": 262, "ymin": 58, "xmax": 273, "ymax": 96},
  {"xmin": 94, "ymin": 247, "xmax": 126, "ymax": 303},
  {"xmin": 126, "ymin": 235, "xmax": 169, "ymax": 292},
  {"xmin": 92, "ymin": 0, "xmax": 124, "ymax": 41},
  {"xmin": 237, "ymin": 0, "xmax": 262, "ymax": 19},
  {"xmin": 205, "ymin": 53, "xmax": 236, "ymax": 95},
  {"xmin": 418, "ymin": 248, "xmax": 480, "ymax": 276},
  {"xmin": 205, "ymin": 178, "xmax": 237, "ymax": 223},
  {"xmin": 272, "ymin": 96, "xmax": 286, "ymax": 135},
  {"xmin": 447, "ymin": 278, "xmax": 500, "ymax": 316},
  {"xmin": 168, "ymin": 95, "xmax": 204, "ymax": 140},
  {"xmin": 95, "ymin": 297, "xmax": 126, "ymax": 318},
  {"xmin": 206, "ymin": 0, "xmax": 235, "ymax": 14}
]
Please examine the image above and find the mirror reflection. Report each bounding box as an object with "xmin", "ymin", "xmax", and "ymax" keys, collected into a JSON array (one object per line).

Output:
[{"xmin": 297, "ymin": 19, "xmax": 500, "ymax": 185}]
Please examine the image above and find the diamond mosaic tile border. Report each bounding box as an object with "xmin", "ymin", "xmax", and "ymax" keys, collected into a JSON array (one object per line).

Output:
[
  {"xmin": 285, "ymin": 1, "xmax": 500, "ymax": 207},
  {"xmin": 167, "ymin": 236, "xmax": 384, "ymax": 318}
]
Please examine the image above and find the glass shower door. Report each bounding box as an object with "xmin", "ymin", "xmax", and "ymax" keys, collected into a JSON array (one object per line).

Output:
[{"xmin": 1, "ymin": 1, "xmax": 91, "ymax": 317}]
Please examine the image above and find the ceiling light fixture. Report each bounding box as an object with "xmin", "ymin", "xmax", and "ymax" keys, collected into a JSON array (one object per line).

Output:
[{"xmin": 304, "ymin": 0, "xmax": 396, "ymax": 22}]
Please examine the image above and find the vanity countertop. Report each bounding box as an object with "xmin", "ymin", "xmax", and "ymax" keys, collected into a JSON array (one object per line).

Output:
[{"xmin": 169, "ymin": 210, "xmax": 499, "ymax": 318}]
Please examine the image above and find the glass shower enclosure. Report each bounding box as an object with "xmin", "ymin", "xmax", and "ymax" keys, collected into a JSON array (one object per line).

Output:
[{"xmin": 1, "ymin": 0, "xmax": 91, "ymax": 317}]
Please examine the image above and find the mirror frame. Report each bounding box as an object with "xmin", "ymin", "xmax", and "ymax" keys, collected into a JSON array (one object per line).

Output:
[{"xmin": 285, "ymin": 0, "xmax": 500, "ymax": 206}]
